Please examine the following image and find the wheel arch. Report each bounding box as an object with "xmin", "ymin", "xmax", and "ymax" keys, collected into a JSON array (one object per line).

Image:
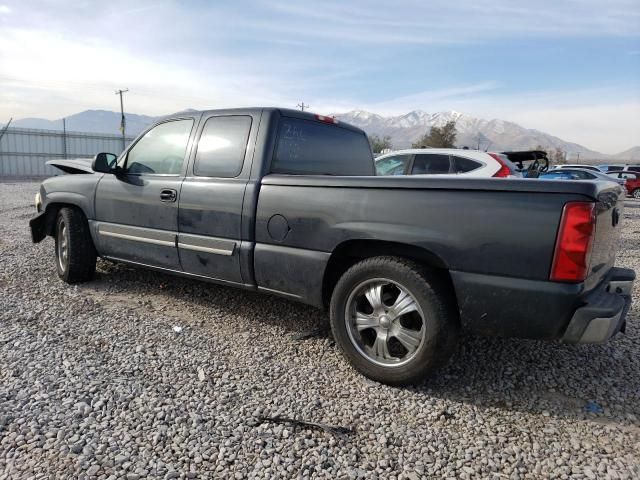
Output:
[
  {"xmin": 322, "ymin": 239, "xmax": 455, "ymax": 309},
  {"xmin": 43, "ymin": 201, "xmax": 91, "ymax": 237}
]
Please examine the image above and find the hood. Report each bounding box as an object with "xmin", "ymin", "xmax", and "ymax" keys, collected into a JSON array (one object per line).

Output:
[{"xmin": 46, "ymin": 158, "xmax": 95, "ymax": 174}]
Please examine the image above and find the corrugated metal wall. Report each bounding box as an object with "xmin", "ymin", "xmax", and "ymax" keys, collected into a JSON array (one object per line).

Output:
[{"xmin": 0, "ymin": 128, "xmax": 135, "ymax": 177}]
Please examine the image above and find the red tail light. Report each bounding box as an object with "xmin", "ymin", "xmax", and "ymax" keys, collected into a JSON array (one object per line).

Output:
[
  {"xmin": 315, "ymin": 114, "xmax": 338, "ymax": 124},
  {"xmin": 488, "ymin": 153, "xmax": 511, "ymax": 177},
  {"xmin": 550, "ymin": 201, "xmax": 596, "ymax": 282}
]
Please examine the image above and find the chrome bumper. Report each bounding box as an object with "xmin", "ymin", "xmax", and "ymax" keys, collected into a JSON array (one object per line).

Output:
[{"xmin": 562, "ymin": 267, "xmax": 635, "ymax": 344}]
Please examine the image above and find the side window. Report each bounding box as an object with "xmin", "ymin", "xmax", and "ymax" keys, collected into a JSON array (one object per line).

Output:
[
  {"xmin": 451, "ymin": 156, "xmax": 482, "ymax": 173},
  {"xmin": 375, "ymin": 155, "xmax": 411, "ymax": 176},
  {"xmin": 412, "ymin": 154, "xmax": 451, "ymax": 174},
  {"xmin": 564, "ymin": 170, "xmax": 590, "ymax": 179},
  {"xmin": 194, "ymin": 116, "xmax": 252, "ymax": 177},
  {"xmin": 125, "ymin": 119, "xmax": 193, "ymax": 175}
]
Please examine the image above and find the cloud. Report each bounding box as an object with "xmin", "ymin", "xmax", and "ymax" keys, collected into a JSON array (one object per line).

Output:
[
  {"xmin": 0, "ymin": 1, "xmax": 637, "ymax": 153},
  {"xmin": 0, "ymin": 5, "xmax": 11, "ymax": 14}
]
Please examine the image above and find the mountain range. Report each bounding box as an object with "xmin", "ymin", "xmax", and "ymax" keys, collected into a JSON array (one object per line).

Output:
[
  {"xmin": 3, "ymin": 109, "xmax": 638, "ymax": 161},
  {"xmin": 332, "ymin": 110, "xmax": 637, "ymax": 161}
]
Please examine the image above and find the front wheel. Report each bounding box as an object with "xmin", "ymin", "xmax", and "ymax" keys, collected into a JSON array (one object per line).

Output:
[
  {"xmin": 54, "ymin": 207, "xmax": 97, "ymax": 283},
  {"xmin": 633, "ymin": 189, "xmax": 640, "ymax": 199},
  {"xmin": 329, "ymin": 256, "xmax": 458, "ymax": 386}
]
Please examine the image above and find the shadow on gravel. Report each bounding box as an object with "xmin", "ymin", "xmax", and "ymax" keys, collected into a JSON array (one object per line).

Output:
[
  {"xmin": 418, "ymin": 331, "xmax": 640, "ymax": 423},
  {"xmin": 83, "ymin": 259, "xmax": 639, "ymax": 425}
]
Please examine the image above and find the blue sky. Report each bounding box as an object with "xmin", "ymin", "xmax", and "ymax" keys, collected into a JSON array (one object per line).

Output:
[{"xmin": 0, "ymin": 0, "xmax": 638, "ymax": 153}]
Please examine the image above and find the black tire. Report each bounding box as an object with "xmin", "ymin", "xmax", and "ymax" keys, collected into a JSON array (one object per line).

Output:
[
  {"xmin": 54, "ymin": 207, "xmax": 97, "ymax": 283},
  {"xmin": 329, "ymin": 256, "xmax": 458, "ymax": 386},
  {"xmin": 633, "ymin": 189, "xmax": 640, "ymax": 200}
]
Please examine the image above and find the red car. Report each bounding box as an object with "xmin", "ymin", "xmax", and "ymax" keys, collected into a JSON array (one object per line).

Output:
[{"xmin": 608, "ymin": 171, "xmax": 640, "ymax": 199}]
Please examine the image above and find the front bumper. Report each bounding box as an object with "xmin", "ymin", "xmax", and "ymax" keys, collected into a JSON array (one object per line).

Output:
[
  {"xmin": 30, "ymin": 212, "xmax": 47, "ymax": 243},
  {"xmin": 562, "ymin": 267, "xmax": 635, "ymax": 344}
]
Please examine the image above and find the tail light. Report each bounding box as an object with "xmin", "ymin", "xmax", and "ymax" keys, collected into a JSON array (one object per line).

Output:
[
  {"xmin": 488, "ymin": 153, "xmax": 511, "ymax": 177},
  {"xmin": 550, "ymin": 201, "xmax": 596, "ymax": 282},
  {"xmin": 315, "ymin": 114, "xmax": 338, "ymax": 124}
]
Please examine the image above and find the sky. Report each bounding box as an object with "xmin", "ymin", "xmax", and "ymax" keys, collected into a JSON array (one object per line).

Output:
[{"xmin": 0, "ymin": 0, "xmax": 638, "ymax": 153}]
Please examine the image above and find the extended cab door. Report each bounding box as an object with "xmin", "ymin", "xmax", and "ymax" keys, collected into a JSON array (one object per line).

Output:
[
  {"xmin": 177, "ymin": 113, "xmax": 258, "ymax": 284},
  {"xmin": 94, "ymin": 117, "xmax": 198, "ymax": 269}
]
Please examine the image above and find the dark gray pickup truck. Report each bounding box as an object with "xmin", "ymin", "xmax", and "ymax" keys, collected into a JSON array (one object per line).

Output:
[{"xmin": 30, "ymin": 108, "xmax": 634, "ymax": 385}]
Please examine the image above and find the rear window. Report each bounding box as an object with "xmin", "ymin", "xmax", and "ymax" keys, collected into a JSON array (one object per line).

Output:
[{"xmin": 272, "ymin": 117, "xmax": 374, "ymax": 175}]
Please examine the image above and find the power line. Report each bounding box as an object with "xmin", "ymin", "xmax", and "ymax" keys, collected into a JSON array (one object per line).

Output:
[{"xmin": 115, "ymin": 89, "xmax": 129, "ymax": 152}]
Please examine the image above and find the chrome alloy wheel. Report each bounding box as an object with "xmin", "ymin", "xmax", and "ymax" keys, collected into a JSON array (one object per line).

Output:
[
  {"xmin": 57, "ymin": 221, "xmax": 69, "ymax": 273},
  {"xmin": 345, "ymin": 278, "xmax": 426, "ymax": 367}
]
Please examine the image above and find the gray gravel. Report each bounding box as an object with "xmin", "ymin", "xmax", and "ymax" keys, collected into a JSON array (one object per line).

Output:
[{"xmin": 1, "ymin": 180, "xmax": 639, "ymax": 479}]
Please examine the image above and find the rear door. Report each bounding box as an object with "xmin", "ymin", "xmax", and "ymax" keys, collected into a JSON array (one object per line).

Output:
[
  {"xmin": 94, "ymin": 117, "xmax": 197, "ymax": 269},
  {"xmin": 177, "ymin": 113, "xmax": 258, "ymax": 284}
]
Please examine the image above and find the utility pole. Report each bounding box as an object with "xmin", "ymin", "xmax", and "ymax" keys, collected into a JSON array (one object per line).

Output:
[
  {"xmin": 115, "ymin": 88, "xmax": 129, "ymax": 151},
  {"xmin": 297, "ymin": 102, "xmax": 309, "ymax": 112},
  {"xmin": 576, "ymin": 152, "xmax": 581, "ymax": 163},
  {"xmin": 0, "ymin": 117, "xmax": 12, "ymax": 143}
]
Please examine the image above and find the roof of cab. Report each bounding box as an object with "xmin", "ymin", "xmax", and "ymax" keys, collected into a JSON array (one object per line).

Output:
[{"xmin": 156, "ymin": 107, "xmax": 366, "ymax": 134}]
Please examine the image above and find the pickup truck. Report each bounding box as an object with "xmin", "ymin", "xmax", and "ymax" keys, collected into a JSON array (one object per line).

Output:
[{"xmin": 30, "ymin": 108, "xmax": 635, "ymax": 385}]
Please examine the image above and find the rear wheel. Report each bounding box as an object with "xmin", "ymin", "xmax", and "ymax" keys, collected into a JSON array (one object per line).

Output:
[
  {"xmin": 54, "ymin": 207, "xmax": 97, "ymax": 283},
  {"xmin": 330, "ymin": 256, "xmax": 458, "ymax": 386},
  {"xmin": 633, "ymin": 188, "xmax": 640, "ymax": 199}
]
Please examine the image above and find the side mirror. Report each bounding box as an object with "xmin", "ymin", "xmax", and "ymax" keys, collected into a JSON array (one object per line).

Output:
[{"xmin": 92, "ymin": 152, "xmax": 118, "ymax": 173}]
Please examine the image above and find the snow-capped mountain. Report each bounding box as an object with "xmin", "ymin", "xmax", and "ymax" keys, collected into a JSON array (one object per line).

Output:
[{"xmin": 332, "ymin": 110, "xmax": 608, "ymax": 159}]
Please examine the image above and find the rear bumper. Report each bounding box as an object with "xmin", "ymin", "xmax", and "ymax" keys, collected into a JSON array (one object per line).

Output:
[
  {"xmin": 450, "ymin": 267, "xmax": 635, "ymax": 341},
  {"xmin": 561, "ymin": 267, "xmax": 634, "ymax": 344}
]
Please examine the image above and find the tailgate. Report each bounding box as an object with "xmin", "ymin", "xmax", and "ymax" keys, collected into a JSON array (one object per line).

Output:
[{"xmin": 586, "ymin": 186, "xmax": 625, "ymax": 289}]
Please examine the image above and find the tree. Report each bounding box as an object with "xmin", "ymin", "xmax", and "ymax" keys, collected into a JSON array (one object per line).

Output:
[
  {"xmin": 412, "ymin": 121, "xmax": 457, "ymax": 148},
  {"xmin": 549, "ymin": 148, "xmax": 567, "ymax": 165},
  {"xmin": 368, "ymin": 134, "xmax": 392, "ymax": 153},
  {"xmin": 533, "ymin": 144, "xmax": 567, "ymax": 166}
]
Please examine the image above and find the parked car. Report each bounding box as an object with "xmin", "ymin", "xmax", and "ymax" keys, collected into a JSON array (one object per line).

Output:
[
  {"xmin": 375, "ymin": 148, "xmax": 521, "ymax": 177},
  {"xmin": 540, "ymin": 168, "xmax": 626, "ymax": 189},
  {"xmin": 608, "ymin": 171, "xmax": 640, "ymax": 198},
  {"xmin": 552, "ymin": 164, "xmax": 603, "ymax": 172},
  {"xmin": 30, "ymin": 107, "xmax": 634, "ymax": 386},
  {"xmin": 598, "ymin": 164, "xmax": 627, "ymax": 173}
]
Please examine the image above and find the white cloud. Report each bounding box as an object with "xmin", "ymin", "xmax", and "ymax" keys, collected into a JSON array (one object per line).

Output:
[
  {"xmin": 0, "ymin": 28, "xmax": 300, "ymax": 119},
  {"xmin": 0, "ymin": 5, "xmax": 11, "ymax": 14}
]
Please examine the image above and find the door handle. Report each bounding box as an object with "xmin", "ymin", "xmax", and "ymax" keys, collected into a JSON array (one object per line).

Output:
[{"xmin": 160, "ymin": 189, "xmax": 177, "ymax": 202}]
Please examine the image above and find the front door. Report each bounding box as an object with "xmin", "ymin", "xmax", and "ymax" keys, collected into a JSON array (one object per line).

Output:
[{"xmin": 94, "ymin": 117, "xmax": 197, "ymax": 270}]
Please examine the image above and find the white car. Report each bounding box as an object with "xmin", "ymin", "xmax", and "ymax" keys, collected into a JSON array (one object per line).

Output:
[
  {"xmin": 551, "ymin": 164, "xmax": 603, "ymax": 172},
  {"xmin": 374, "ymin": 148, "xmax": 521, "ymax": 178}
]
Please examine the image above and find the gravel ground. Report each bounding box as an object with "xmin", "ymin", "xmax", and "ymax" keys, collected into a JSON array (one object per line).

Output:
[{"xmin": 1, "ymin": 180, "xmax": 639, "ymax": 479}]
